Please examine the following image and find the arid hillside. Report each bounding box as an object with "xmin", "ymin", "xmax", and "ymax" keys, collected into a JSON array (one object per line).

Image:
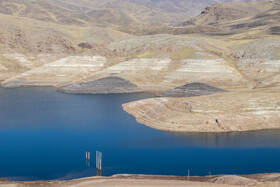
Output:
[
  {"xmin": 1, "ymin": 0, "xmax": 279, "ymax": 89},
  {"xmin": 0, "ymin": 0, "xmax": 279, "ymax": 132}
]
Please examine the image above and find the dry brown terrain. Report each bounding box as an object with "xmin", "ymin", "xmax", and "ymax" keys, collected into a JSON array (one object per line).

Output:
[
  {"xmin": 0, "ymin": 0, "xmax": 279, "ymax": 133},
  {"xmin": 123, "ymin": 87, "xmax": 280, "ymax": 132},
  {"xmin": 1, "ymin": 0, "xmax": 279, "ymax": 91},
  {"xmin": 1, "ymin": 174, "xmax": 280, "ymax": 187}
]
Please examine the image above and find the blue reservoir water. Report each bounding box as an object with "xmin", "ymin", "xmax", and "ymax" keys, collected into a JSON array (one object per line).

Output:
[{"xmin": 0, "ymin": 87, "xmax": 280, "ymax": 181}]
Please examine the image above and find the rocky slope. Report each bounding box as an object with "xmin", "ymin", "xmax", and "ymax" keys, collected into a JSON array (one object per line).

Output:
[
  {"xmin": 230, "ymin": 37, "xmax": 280, "ymax": 88},
  {"xmin": 178, "ymin": 0, "xmax": 280, "ymax": 35},
  {"xmin": 61, "ymin": 76, "xmax": 142, "ymax": 94},
  {"xmin": 159, "ymin": 82, "xmax": 225, "ymax": 97},
  {"xmin": 179, "ymin": 1, "xmax": 274, "ymax": 27}
]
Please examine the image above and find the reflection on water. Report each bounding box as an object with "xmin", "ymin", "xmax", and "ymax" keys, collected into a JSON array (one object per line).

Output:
[
  {"xmin": 96, "ymin": 169, "xmax": 102, "ymax": 176},
  {"xmin": 86, "ymin": 159, "xmax": 90, "ymax": 168},
  {"xmin": 168, "ymin": 130, "xmax": 280, "ymax": 148},
  {"xmin": 0, "ymin": 87, "xmax": 280, "ymax": 181}
]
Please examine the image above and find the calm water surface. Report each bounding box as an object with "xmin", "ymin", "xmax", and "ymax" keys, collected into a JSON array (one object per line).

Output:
[{"xmin": 0, "ymin": 87, "xmax": 280, "ymax": 181}]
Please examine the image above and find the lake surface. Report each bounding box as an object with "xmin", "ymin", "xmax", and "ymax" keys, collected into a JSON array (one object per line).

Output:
[{"xmin": 0, "ymin": 87, "xmax": 280, "ymax": 181}]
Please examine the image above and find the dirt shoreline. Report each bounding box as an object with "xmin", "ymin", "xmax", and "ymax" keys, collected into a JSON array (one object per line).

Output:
[
  {"xmin": 1, "ymin": 173, "xmax": 280, "ymax": 186},
  {"xmin": 123, "ymin": 88, "xmax": 280, "ymax": 133}
]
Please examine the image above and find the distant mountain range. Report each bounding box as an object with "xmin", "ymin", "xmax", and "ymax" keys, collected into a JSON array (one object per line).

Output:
[
  {"xmin": 0, "ymin": 0, "xmax": 264, "ymax": 28},
  {"xmin": 0, "ymin": 0, "xmax": 278, "ymax": 55}
]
